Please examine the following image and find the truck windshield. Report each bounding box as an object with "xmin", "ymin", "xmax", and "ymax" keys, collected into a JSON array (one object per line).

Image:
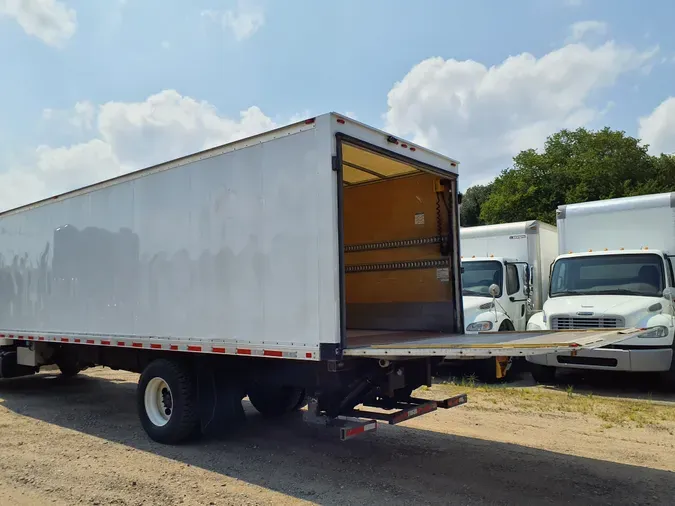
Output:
[
  {"xmin": 550, "ymin": 253, "xmax": 665, "ymax": 298},
  {"xmin": 461, "ymin": 261, "xmax": 502, "ymax": 297}
]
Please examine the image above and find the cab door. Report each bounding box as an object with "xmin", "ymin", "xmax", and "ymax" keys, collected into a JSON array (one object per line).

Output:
[{"xmin": 504, "ymin": 262, "xmax": 528, "ymax": 331}]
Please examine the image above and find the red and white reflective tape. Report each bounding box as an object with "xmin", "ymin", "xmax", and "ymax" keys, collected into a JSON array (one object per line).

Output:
[
  {"xmin": 0, "ymin": 332, "xmax": 317, "ymax": 360},
  {"xmin": 340, "ymin": 420, "xmax": 377, "ymax": 441},
  {"xmin": 390, "ymin": 402, "xmax": 437, "ymax": 425}
]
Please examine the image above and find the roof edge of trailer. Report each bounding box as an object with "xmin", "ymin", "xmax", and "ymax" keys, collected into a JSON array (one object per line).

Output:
[
  {"xmin": 0, "ymin": 116, "xmax": 322, "ymax": 219},
  {"xmin": 557, "ymin": 192, "xmax": 675, "ymax": 221},
  {"xmin": 1, "ymin": 112, "xmax": 461, "ymax": 219},
  {"xmin": 460, "ymin": 220, "xmax": 556, "ymax": 239},
  {"xmin": 329, "ymin": 112, "xmax": 461, "ymax": 169}
]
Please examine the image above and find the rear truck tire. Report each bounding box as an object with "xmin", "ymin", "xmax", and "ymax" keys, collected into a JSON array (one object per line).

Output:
[
  {"xmin": 247, "ymin": 385, "xmax": 306, "ymax": 417},
  {"xmin": 530, "ymin": 363, "xmax": 557, "ymax": 384},
  {"xmin": 137, "ymin": 359, "xmax": 200, "ymax": 444}
]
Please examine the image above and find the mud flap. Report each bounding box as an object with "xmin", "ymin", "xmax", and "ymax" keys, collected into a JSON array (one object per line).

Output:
[
  {"xmin": 495, "ymin": 356, "xmax": 510, "ymax": 379},
  {"xmin": 196, "ymin": 368, "xmax": 246, "ymax": 437}
]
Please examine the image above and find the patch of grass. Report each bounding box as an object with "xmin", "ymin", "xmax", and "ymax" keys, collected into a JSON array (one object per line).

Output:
[{"xmin": 420, "ymin": 380, "xmax": 675, "ymax": 429}]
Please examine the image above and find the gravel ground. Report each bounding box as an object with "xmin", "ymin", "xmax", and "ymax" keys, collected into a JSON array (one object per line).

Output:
[{"xmin": 0, "ymin": 367, "xmax": 673, "ymax": 505}]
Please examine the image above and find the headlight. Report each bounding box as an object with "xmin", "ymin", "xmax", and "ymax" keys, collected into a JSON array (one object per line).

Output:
[
  {"xmin": 527, "ymin": 322, "xmax": 542, "ymax": 330},
  {"xmin": 638, "ymin": 325, "xmax": 670, "ymax": 338},
  {"xmin": 467, "ymin": 321, "xmax": 493, "ymax": 332}
]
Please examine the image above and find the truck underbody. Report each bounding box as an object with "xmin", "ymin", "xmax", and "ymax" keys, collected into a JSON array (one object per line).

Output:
[{"xmin": 0, "ymin": 324, "xmax": 644, "ymax": 442}]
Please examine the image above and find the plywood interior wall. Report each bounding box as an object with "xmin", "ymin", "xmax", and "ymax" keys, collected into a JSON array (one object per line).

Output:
[
  {"xmin": 343, "ymin": 173, "xmax": 452, "ymax": 305},
  {"xmin": 343, "ymin": 173, "xmax": 445, "ymax": 244}
]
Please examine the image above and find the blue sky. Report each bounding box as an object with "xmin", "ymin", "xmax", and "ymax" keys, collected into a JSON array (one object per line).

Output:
[{"xmin": 0, "ymin": 0, "xmax": 674, "ymax": 209}]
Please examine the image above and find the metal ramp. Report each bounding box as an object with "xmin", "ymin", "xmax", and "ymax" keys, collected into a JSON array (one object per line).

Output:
[{"xmin": 344, "ymin": 328, "xmax": 647, "ymax": 358}]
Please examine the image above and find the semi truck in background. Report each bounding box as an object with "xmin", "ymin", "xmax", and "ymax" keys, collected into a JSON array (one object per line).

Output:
[
  {"xmin": 527, "ymin": 193, "xmax": 675, "ymax": 387},
  {"xmin": 0, "ymin": 114, "xmax": 648, "ymax": 445},
  {"xmin": 455, "ymin": 221, "xmax": 558, "ymax": 380}
]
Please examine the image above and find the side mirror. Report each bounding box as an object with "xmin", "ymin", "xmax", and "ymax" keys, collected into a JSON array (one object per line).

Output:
[
  {"xmin": 489, "ymin": 283, "xmax": 501, "ymax": 298},
  {"xmin": 527, "ymin": 265, "xmax": 534, "ymax": 295}
]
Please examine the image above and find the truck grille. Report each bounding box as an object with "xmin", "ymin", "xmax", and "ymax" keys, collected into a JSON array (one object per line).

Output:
[{"xmin": 551, "ymin": 316, "xmax": 624, "ymax": 330}]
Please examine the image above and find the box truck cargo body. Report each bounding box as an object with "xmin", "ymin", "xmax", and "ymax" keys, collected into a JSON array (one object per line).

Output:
[
  {"xmin": 0, "ymin": 114, "xmax": 645, "ymax": 443},
  {"xmin": 527, "ymin": 193, "xmax": 675, "ymax": 385}
]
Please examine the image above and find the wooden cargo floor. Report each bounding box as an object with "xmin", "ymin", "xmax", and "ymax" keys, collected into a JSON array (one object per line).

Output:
[{"xmin": 345, "ymin": 329, "xmax": 460, "ymax": 349}]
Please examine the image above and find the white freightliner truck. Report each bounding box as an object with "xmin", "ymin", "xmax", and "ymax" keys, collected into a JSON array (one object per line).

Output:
[
  {"xmin": 527, "ymin": 193, "xmax": 675, "ymax": 386},
  {"xmin": 0, "ymin": 114, "xmax": 647, "ymax": 444},
  {"xmin": 456, "ymin": 221, "xmax": 558, "ymax": 380}
]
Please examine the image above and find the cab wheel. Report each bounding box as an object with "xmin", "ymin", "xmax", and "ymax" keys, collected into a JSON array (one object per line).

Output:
[
  {"xmin": 660, "ymin": 353, "xmax": 675, "ymax": 391},
  {"xmin": 531, "ymin": 363, "xmax": 557, "ymax": 385}
]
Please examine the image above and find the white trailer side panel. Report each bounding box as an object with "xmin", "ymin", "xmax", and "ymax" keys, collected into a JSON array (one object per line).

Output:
[
  {"xmin": 538, "ymin": 225, "xmax": 558, "ymax": 304},
  {"xmin": 557, "ymin": 193, "xmax": 675, "ymax": 255},
  {"xmin": 460, "ymin": 222, "xmax": 532, "ymax": 260},
  {"xmin": 0, "ymin": 124, "xmax": 338, "ymax": 354}
]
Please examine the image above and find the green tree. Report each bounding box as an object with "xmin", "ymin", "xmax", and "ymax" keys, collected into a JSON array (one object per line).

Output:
[
  {"xmin": 478, "ymin": 127, "xmax": 673, "ymax": 225},
  {"xmin": 460, "ymin": 183, "xmax": 493, "ymax": 226}
]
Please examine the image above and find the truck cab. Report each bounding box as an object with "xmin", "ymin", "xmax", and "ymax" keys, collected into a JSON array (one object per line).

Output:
[
  {"xmin": 462, "ymin": 257, "xmax": 532, "ymax": 333},
  {"xmin": 526, "ymin": 192, "xmax": 675, "ymax": 386},
  {"xmin": 455, "ymin": 221, "xmax": 557, "ymax": 381},
  {"xmin": 527, "ymin": 249, "xmax": 675, "ymax": 381}
]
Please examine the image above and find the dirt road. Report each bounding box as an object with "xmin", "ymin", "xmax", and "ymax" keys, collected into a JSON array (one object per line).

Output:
[{"xmin": 0, "ymin": 368, "xmax": 673, "ymax": 505}]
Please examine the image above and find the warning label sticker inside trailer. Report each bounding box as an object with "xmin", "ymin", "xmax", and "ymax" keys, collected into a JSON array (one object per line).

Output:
[
  {"xmin": 414, "ymin": 213, "xmax": 425, "ymax": 225},
  {"xmin": 436, "ymin": 268, "xmax": 450, "ymax": 282}
]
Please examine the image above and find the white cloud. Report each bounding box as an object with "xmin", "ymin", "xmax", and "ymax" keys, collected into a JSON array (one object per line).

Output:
[
  {"xmin": 202, "ymin": 0, "xmax": 264, "ymax": 41},
  {"xmin": 567, "ymin": 20, "xmax": 608, "ymax": 42},
  {"xmin": 639, "ymin": 97, "xmax": 675, "ymax": 155},
  {"xmin": 161, "ymin": 40, "xmax": 170, "ymax": 49},
  {"xmin": 96, "ymin": 90, "xmax": 276, "ymax": 167},
  {"xmin": 0, "ymin": 90, "xmax": 279, "ymax": 212},
  {"xmin": 0, "ymin": 0, "xmax": 76, "ymax": 47},
  {"xmin": 384, "ymin": 41, "xmax": 656, "ymax": 187},
  {"xmin": 0, "ymin": 140, "xmax": 120, "ymax": 210},
  {"xmin": 71, "ymin": 101, "xmax": 96, "ymax": 130},
  {"xmin": 42, "ymin": 100, "xmax": 96, "ymax": 133}
]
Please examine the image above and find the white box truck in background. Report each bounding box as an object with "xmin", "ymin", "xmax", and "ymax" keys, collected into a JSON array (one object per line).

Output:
[
  {"xmin": 0, "ymin": 113, "xmax": 646, "ymax": 444},
  {"xmin": 455, "ymin": 221, "xmax": 558, "ymax": 380},
  {"xmin": 527, "ymin": 193, "xmax": 675, "ymax": 387}
]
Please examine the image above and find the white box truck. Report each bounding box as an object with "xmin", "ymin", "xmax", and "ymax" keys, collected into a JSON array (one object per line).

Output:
[
  {"xmin": 527, "ymin": 193, "xmax": 675, "ymax": 386},
  {"xmin": 456, "ymin": 221, "xmax": 558, "ymax": 380},
  {"xmin": 0, "ymin": 113, "xmax": 646, "ymax": 444}
]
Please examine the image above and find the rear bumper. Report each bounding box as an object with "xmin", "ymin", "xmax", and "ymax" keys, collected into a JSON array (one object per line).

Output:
[{"xmin": 527, "ymin": 347, "xmax": 673, "ymax": 372}]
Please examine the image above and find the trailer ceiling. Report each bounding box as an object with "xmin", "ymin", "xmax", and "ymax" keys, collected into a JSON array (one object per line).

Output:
[{"xmin": 341, "ymin": 143, "xmax": 419, "ymax": 186}]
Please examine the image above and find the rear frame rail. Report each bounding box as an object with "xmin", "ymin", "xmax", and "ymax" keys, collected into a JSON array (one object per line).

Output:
[
  {"xmin": 303, "ymin": 392, "xmax": 468, "ymax": 441},
  {"xmin": 303, "ymin": 399, "xmax": 378, "ymax": 441},
  {"xmin": 347, "ymin": 393, "xmax": 468, "ymax": 425}
]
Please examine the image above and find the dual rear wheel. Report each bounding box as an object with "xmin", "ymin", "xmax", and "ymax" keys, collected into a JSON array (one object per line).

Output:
[{"xmin": 137, "ymin": 359, "xmax": 305, "ymax": 444}]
